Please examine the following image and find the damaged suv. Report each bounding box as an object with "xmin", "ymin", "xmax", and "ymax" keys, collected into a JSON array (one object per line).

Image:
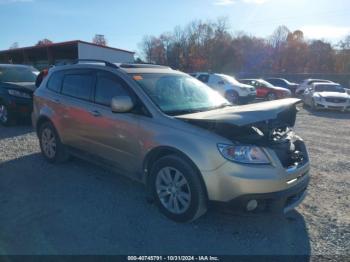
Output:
[{"xmin": 32, "ymin": 60, "xmax": 310, "ymax": 222}]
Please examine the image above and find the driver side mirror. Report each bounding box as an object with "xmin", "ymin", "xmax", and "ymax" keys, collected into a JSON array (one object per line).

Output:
[
  {"xmin": 218, "ymin": 80, "xmax": 225, "ymax": 85},
  {"xmin": 111, "ymin": 96, "xmax": 134, "ymax": 113}
]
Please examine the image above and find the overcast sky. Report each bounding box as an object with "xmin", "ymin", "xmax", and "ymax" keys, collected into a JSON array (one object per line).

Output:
[{"xmin": 0, "ymin": 0, "xmax": 349, "ymax": 53}]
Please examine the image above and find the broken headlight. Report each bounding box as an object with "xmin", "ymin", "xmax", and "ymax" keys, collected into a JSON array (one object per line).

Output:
[{"xmin": 217, "ymin": 144, "xmax": 270, "ymax": 164}]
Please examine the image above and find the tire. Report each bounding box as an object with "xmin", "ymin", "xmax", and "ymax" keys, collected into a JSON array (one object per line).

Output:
[
  {"xmin": 311, "ymin": 99, "xmax": 318, "ymax": 111},
  {"xmin": 149, "ymin": 155, "xmax": 207, "ymax": 223},
  {"xmin": 266, "ymin": 93, "xmax": 277, "ymax": 101},
  {"xmin": 38, "ymin": 121, "xmax": 69, "ymax": 163},
  {"xmin": 0, "ymin": 103, "xmax": 15, "ymax": 126},
  {"xmin": 225, "ymin": 90, "xmax": 239, "ymax": 104}
]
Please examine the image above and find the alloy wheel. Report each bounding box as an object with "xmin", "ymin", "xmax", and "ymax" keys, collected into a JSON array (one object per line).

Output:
[
  {"xmin": 0, "ymin": 105, "xmax": 8, "ymax": 124},
  {"xmin": 155, "ymin": 167, "xmax": 191, "ymax": 214},
  {"xmin": 267, "ymin": 93, "xmax": 276, "ymax": 101},
  {"xmin": 41, "ymin": 127, "xmax": 57, "ymax": 159}
]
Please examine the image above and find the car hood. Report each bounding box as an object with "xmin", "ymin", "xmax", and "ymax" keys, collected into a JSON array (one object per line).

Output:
[
  {"xmin": 177, "ymin": 98, "xmax": 301, "ymax": 128},
  {"xmin": 314, "ymin": 92, "xmax": 349, "ymax": 98}
]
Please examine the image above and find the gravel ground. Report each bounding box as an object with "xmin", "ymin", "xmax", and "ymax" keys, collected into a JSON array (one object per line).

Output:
[{"xmin": 0, "ymin": 107, "xmax": 349, "ymax": 256}]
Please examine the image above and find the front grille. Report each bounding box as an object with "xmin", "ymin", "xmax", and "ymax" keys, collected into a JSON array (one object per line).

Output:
[{"xmin": 325, "ymin": 97, "xmax": 346, "ymax": 103}]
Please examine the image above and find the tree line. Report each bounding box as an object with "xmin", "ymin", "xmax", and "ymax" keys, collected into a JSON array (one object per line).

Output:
[{"xmin": 139, "ymin": 18, "xmax": 350, "ymax": 75}]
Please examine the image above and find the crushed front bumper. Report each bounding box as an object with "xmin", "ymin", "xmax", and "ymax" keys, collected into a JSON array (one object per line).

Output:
[{"xmin": 201, "ymin": 145, "xmax": 310, "ymax": 214}]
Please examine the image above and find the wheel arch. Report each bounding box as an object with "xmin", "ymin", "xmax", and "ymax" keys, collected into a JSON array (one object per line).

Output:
[
  {"xmin": 35, "ymin": 115, "xmax": 54, "ymax": 136},
  {"xmin": 142, "ymin": 146, "xmax": 209, "ymax": 200}
]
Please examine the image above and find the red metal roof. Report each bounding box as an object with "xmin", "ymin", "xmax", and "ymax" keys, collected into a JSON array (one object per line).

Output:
[{"xmin": 0, "ymin": 40, "xmax": 135, "ymax": 54}]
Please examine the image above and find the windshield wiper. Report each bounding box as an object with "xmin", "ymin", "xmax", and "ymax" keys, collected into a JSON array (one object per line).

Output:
[
  {"xmin": 208, "ymin": 103, "xmax": 232, "ymax": 110},
  {"xmin": 167, "ymin": 103, "xmax": 232, "ymax": 116}
]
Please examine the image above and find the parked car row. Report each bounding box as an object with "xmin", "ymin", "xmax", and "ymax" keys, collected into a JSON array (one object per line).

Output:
[
  {"xmin": 190, "ymin": 72, "xmax": 295, "ymax": 104},
  {"xmin": 189, "ymin": 72, "xmax": 350, "ymax": 112},
  {"xmin": 189, "ymin": 72, "xmax": 256, "ymax": 104}
]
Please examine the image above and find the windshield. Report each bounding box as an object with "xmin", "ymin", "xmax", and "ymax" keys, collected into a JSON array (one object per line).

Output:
[
  {"xmin": 258, "ymin": 79, "xmax": 275, "ymax": 88},
  {"xmin": 131, "ymin": 73, "xmax": 230, "ymax": 115},
  {"xmin": 0, "ymin": 66, "xmax": 39, "ymax": 83},
  {"xmin": 315, "ymin": 85, "xmax": 345, "ymax": 93},
  {"xmin": 219, "ymin": 74, "xmax": 241, "ymax": 85}
]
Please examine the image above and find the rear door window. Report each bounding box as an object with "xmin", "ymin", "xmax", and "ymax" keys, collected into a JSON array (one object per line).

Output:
[{"xmin": 62, "ymin": 72, "xmax": 94, "ymax": 101}]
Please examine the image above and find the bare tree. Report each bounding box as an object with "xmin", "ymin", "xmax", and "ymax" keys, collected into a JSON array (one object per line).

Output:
[
  {"xmin": 36, "ymin": 39, "xmax": 53, "ymax": 46},
  {"xmin": 9, "ymin": 42, "xmax": 19, "ymax": 49},
  {"xmin": 338, "ymin": 35, "xmax": 350, "ymax": 49},
  {"xmin": 92, "ymin": 34, "xmax": 107, "ymax": 46},
  {"xmin": 269, "ymin": 25, "xmax": 290, "ymax": 48}
]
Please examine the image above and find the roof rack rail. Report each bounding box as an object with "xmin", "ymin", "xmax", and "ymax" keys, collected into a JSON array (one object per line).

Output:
[
  {"xmin": 73, "ymin": 59, "xmax": 119, "ymax": 68},
  {"xmin": 57, "ymin": 59, "xmax": 119, "ymax": 69},
  {"xmin": 119, "ymin": 63, "xmax": 170, "ymax": 69}
]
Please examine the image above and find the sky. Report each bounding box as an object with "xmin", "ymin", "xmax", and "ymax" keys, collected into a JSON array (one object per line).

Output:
[{"xmin": 0, "ymin": 0, "xmax": 349, "ymax": 55}]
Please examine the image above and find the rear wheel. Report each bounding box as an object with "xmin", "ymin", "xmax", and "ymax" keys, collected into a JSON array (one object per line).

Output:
[
  {"xmin": 225, "ymin": 90, "xmax": 239, "ymax": 104},
  {"xmin": 266, "ymin": 93, "xmax": 277, "ymax": 101},
  {"xmin": 39, "ymin": 122, "xmax": 69, "ymax": 163},
  {"xmin": 150, "ymin": 155, "xmax": 207, "ymax": 223}
]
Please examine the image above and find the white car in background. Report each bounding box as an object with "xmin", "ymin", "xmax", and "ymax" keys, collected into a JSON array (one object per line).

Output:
[
  {"xmin": 296, "ymin": 79, "xmax": 335, "ymax": 96},
  {"xmin": 190, "ymin": 72, "xmax": 256, "ymax": 104},
  {"xmin": 303, "ymin": 82, "xmax": 350, "ymax": 111}
]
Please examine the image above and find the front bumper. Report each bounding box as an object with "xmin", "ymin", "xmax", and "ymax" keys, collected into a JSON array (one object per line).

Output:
[
  {"xmin": 225, "ymin": 173, "xmax": 309, "ymax": 214},
  {"xmin": 314, "ymin": 101, "xmax": 350, "ymax": 111}
]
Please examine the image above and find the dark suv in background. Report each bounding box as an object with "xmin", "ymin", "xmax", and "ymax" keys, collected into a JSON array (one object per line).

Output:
[
  {"xmin": 265, "ymin": 78, "xmax": 298, "ymax": 95},
  {"xmin": 0, "ymin": 64, "xmax": 39, "ymax": 126}
]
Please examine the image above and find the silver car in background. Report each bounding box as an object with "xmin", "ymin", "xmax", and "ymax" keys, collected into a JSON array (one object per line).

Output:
[
  {"xmin": 32, "ymin": 60, "xmax": 310, "ymax": 222},
  {"xmin": 303, "ymin": 82, "xmax": 350, "ymax": 111}
]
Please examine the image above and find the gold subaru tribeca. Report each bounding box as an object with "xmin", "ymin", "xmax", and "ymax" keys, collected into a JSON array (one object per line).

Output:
[{"xmin": 32, "ymin": 60, "xmax": 310, "ymax": 222}]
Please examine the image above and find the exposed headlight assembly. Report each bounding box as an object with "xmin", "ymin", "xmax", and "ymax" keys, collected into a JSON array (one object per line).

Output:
[
  {"xmin": 8, "ymin": 89, "xmax": 31, "ymax": 99},
  {"xmin": 217, "ymin": 144, "xmax": 270, "ymax": 164}
]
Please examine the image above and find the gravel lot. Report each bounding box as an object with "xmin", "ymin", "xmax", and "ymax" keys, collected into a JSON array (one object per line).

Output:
[{"xmin": 0, "ymin": 107, "xmax": 349, "ymax": 256}]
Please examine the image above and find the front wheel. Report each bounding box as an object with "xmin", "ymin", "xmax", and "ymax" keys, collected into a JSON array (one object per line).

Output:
[
  {"xmin": 0, "ymin": 104, "xmax": 14, "ymax": 126},
  {"xmin": 311, "ymin": 99, "xmax": 318, "ymax": 111},
  {"xmin": 150, "ymin": 155, "xmax": 207, "ymax": 223}
]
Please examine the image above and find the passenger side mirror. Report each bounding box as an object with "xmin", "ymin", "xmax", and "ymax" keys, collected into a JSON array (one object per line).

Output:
[{"xmin": 111, "ymin": 96, "xmax": 134, "ymax": 113}]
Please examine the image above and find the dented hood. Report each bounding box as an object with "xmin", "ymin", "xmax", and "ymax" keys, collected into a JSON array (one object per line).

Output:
[{"xmin": 176, "ymin": 98, "xmax": 301, "ymax": 128}]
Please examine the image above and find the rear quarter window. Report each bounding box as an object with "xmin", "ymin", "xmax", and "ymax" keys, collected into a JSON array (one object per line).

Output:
[{"xmin": 46, "ymin": 72, "xmax": 63, "ymax": 93}]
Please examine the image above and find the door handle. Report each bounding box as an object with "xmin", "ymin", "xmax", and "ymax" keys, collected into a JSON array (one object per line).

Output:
[
  {"xmin": 51, "ymin": 98, "xmax": 61, "ymax": 104},
  {"xmin": 90, "ymin": 110, "xmax": 101, "ymax": 117}
]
